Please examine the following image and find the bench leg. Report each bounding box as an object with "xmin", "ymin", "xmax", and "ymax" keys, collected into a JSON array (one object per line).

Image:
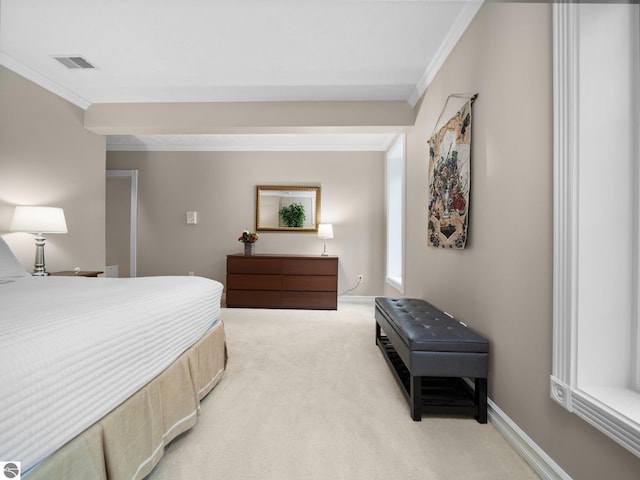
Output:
[
  {"xmin": 410, "ymin": 375, "xmax": 422, "ymax": 421},
  {"xmin": 375, "ymin": 321, "xmax": 381, "ymax": 344},
  {"xmin": 475, "ymin": 377, "xmax": 488, "ymax": 424}
]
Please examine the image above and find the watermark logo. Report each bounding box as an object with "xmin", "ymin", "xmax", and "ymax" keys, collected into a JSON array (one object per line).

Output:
[{"xmin": 1, "ymin": 462, "xmax": 21, "ymax": 479}]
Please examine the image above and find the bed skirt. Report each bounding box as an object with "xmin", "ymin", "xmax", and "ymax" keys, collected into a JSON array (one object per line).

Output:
[{"xmin": 26, "ymin": 320, "xmax": 227, "ymax": 480}]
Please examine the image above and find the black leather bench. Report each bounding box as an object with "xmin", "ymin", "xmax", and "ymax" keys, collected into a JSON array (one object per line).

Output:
[{"xmin": 375, "ymin": 297, "xmax": 489, "ymax": 422}]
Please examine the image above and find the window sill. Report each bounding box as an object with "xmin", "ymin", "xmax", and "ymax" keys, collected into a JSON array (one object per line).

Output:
[
  {"xmin": 385, "ymin": 276, "xmax": 403, "ymax": 294},
  {"xmin": 581, "ymin": 387, "xmax": 640, "ymax": 426},
  {"xmin": 551, "ymin": 377, "xmax": 640, "ymax": 456}
]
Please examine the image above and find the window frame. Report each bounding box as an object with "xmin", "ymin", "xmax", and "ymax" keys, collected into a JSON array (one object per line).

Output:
[
  {"xmin": 385, "ymin": 134, "xmax": 405, "ymax": 293},
  {"xmin": 551, "ymin": 3, "xmax": 640, "ymax": 457}
]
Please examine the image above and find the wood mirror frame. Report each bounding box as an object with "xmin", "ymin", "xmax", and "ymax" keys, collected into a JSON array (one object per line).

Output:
[{"xmin": 255, "ymin": 186, "xmax": 321, "ymax": 232}]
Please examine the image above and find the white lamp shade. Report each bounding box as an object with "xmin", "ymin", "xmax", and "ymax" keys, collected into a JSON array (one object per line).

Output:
[
  {"xmin": 317, "ymin": 223, "xmax": 334, "ymax": 239},
  {"xmin": 10, "ymin": 206, "xmax": 68, "ymax": 234}
]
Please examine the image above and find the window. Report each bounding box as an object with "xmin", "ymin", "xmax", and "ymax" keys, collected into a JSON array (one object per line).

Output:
[
  {"xmin": 552, "ymin": 3, "xmax": 640, "ymax": 457},
  {"xmin": 386, "ymin": 135, "xmax": 405, "ymax": 292}
]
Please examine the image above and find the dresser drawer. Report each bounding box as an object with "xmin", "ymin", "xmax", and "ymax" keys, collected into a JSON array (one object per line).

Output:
[
  {"xmin": 227, "ymin": 257, "xmax": 282, "ymax": 274},
  {"xmin": 282, "ymin": 275, "xmax": 337, "ymax": 292},
  {"xmin": 226, "ymin": 290, "xmax": 281, "ymax": 308},
  {"xmin": 282, "ymin": 258, "xmax": 338, "ymax": 276},
  {"xmin": 227, "ymin": 274, "xmax": 281, "ymax": 290},
  {"xmin": 282, "ymin": 291, "xmax": 337, "ymax": 310}
]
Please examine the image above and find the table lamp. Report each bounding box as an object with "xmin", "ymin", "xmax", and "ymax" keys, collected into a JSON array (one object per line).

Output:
[
  {"xmin": 10, "ymin": 206, "xmax": 68, "ymax": 276},
  {"xmin": 317, "ymin": 223, "xmax": 333, "ymax": 256}
]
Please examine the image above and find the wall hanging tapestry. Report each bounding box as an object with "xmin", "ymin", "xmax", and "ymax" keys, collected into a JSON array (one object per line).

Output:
[{"xmin": 427, "ymin": 93, "xmax": 477, "ymax": 249}]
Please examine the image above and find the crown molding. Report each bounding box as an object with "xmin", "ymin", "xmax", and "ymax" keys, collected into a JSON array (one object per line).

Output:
[
  {"xmin": 0, "ymin": 52, "xmax": 91, "ymax": 110},
  {"xmin": 407, "ymin": 0, "xmax": 484, "ymax": 107}
]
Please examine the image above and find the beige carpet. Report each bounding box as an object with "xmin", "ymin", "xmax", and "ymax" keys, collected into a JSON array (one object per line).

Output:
[{"xmin": 147, "ymin": 302, "xmax": 539, "ymax": 480}]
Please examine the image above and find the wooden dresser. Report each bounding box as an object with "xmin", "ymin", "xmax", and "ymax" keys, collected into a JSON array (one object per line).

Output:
[{"xmin": 226, "ymin": 254, "xmax": 338, "ymax": 310}]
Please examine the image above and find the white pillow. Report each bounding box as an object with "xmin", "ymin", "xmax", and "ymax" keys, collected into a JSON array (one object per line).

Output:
[{"xmin": 0, "ymin": 236, "xmax": 30, "ymax": 279}]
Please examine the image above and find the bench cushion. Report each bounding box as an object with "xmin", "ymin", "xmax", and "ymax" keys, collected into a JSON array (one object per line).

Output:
[{"xmin": 375, "ymin": 297, "xmax": 489, "ymax": 353}]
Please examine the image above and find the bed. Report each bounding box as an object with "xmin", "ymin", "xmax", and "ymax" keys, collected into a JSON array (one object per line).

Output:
[{"xmin": 0, "ymin": 237, "xmax": 226, "ymax": 479}]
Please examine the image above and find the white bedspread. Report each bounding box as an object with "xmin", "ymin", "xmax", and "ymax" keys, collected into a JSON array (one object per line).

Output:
[{"xmin": 0, "ymin": 275, "xmax": 223, "ymax": 472}]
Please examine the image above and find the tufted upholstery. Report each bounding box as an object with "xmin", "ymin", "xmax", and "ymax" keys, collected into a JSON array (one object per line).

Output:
[{"xmin": 374, "ymin": 297, "xmax": 489, "ymax": 353}]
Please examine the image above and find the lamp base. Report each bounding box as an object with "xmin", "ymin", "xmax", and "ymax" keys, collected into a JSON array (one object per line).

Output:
[
  {"xmin": 32, "ymin": 233, "xmax": 49, "ymax": 276},
  {"xmin": 321, "ymin": 239, "xmax": 328, "ymax": 256}
]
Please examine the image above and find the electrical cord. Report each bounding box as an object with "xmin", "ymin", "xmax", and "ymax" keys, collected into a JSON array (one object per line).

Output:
[{"xmin": 339, "ymin": 277, "xmax": 362, "ymax": 296}]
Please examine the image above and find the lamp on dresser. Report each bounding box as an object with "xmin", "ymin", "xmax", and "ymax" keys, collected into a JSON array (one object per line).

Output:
[
  {"xmin": 10, "ymin": 206, "xmax": 68, "ymax": 276},
  {"xmin": 317, "ymin": 223, "xmax": 333, "ymax": 256}
]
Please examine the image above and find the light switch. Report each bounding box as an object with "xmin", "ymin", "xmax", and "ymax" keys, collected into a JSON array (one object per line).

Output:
[{"xmin": 186, "ymin": 211, "xmax": 198, "ymax": 225}]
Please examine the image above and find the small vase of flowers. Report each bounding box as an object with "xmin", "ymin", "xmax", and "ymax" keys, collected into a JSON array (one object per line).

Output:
[{"xmin": 238, "ymin": 230, "xmax": 259, "ymax": 255}]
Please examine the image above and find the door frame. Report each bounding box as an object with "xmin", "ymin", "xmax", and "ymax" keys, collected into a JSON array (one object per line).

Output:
[{"xmin": 106, "ymin": 169, "xmax": 138, "ymax": 278}]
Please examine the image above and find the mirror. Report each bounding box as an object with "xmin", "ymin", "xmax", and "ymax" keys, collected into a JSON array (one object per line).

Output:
[{"xmin": 256, "ymin": 186, "xmax": 321, "ymax": 232}]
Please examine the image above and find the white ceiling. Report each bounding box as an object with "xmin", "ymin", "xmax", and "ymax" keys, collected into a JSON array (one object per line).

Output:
[{"xmin": 0, "ymin": 0, "xmax": 483, "ymax": 151}]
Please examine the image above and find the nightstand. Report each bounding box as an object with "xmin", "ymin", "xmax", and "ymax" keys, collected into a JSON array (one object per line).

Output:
[{"xmin": 49, "ymin": 270, "xmax": 103, "ymax": 277}]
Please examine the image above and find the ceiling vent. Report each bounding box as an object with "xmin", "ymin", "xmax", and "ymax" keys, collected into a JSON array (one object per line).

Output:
[{"xmin": 54, "ymin": 56, "xmax": 96, "ymax": 69}]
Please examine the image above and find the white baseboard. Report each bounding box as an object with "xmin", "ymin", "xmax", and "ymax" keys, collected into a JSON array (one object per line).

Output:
[
  {"xmin": 488, "ymin": 399, "xmax": 571, "ymax": 480},
  {"xmin": 338, "ymin": 295, "xmax": 376, "ymax": 304}
]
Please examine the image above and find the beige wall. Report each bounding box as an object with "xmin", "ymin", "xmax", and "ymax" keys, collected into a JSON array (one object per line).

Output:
[
  {"xmin": 0, "ymin": 66, "xmax": 106, "ymax": 272},
  {"xmin": 85, "ymin": 100, "xmax": 414, "ymax": 135},
  {"xmin": 398, "ymin": 3, "xmax": 640, "ymax": 479},
  {"xmin": 106, "ymin": 151, "xmax": 385, "ymax": 296}
]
